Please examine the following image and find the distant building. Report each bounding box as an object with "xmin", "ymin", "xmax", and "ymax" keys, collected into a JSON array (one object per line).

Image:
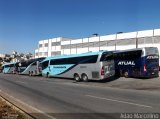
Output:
[
  {"xmin": 0, "ymin": 51, "xmax": 33, "ymax": 64},
  {"xmin": 35, "ymin": 29, "xmax": 160, "ymax": 58},
  {"xmin": 35, "ymin": 37, "xmax": 72, "ymax": 58},
  {"xmin": 0, "ymin": 54, "xmax": 5, "ymax": 58}
]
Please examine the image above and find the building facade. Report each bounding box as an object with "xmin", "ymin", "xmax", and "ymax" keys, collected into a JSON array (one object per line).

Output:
[
  {"xmin": 35, "ymin": 29, "xmax": 160, "ymax": 58},
  {"xmin": 0, "ymin": 54, "xmax": 5, "ymax": 58}
]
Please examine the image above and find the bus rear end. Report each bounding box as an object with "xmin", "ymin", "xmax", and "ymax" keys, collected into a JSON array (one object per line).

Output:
[
  {"xmin": 142, "ymin": 47, "xmax": 159, "ymax": 78},
  {"xmin": 99, "ymin": 52, "xmax": 115, "ymax": 80},
  {"xmin": 2, "ymin": 65, "xmax": 10, "ymax": 74},
  {"xmin": 2, "ymin": 63, "xmax": 16, "ymax": 74}
]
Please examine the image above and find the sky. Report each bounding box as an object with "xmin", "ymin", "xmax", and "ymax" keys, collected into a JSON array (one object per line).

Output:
[{"xmin": 0, "ymin": 0, "xmax": 160, "ymax": 54}]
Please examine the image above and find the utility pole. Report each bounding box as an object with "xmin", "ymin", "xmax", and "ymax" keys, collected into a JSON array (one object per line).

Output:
[
  {"xmin": 115, "ymin": 32, "xmax": 123, "ymax": 50},
  {"xmin": 136, "ymin": 31, "xmax": 138, "ymax": 48}
]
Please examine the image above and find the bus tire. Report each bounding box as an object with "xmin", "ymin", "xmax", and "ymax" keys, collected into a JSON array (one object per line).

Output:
[
  {"xmin": 29, "ymin": 71, "xmax": 31, "ymax": 76},
  {"xmin": 74, "ymin": 73, "xmax": 81, "ymax": 82},
  {"xmin": 124, "ymin": 71, "xmax": 129, "ymax": 78},
  {"xmin": 31, "ymin": 71, "xmax": 34, "ymax": 76},
  {"xmin": 81, "ymin": 73, "xmax": 88, "ymax": 82},
  {"xmin": 46, "ymin": 72, "xmax": 50, "ymax": 78}
]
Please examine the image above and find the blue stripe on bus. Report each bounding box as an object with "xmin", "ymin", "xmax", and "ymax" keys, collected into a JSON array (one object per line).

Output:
[
  {"xmin": 20, "ymin": 61, "xmax": 36, "ymax": 74},
  {"xmin": 3, "ymin": 67, "xmax": 10, "ymax": 73},
  {"xmin": 56, "ymin": 64, "xmax": 77, "ymax": 75},
  {"xmin": 43, "ymin": 64, "xmax": 75, "ymax": 75}
]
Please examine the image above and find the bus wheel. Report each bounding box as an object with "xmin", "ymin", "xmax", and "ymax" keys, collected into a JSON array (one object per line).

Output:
[
  {"xmin": 124, "ymin": 71, "xmax": 129, "ymax": 78},
  {"xmin": 31, "ymin": 71, "xmax": 34, "ymax": 76},
  {"xmin": 29, "ymin": 71, "xmax": 32, "ymax": 76},
  {"xmin": 81, "ymin": 74, "xmax": 88, "ymax": 82},
  {"xmin": 74, "ymin": 74, "xmax": 81, "ymax": 82},
  {"xmin": 46, "ymin": 72, "xmax": 49, "ymax": 78}
]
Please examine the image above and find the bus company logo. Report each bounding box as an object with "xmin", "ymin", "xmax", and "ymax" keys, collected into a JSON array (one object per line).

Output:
[
  {"xmin": 147, "ymin": 56, "xmax": 159, "ymax": 59},
  {"xmin": 118, "ymin": 61, "xmax": 135, "ymax": 66}
]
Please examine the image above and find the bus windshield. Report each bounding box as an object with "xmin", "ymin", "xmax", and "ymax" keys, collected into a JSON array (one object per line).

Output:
[
  {"xmin": 100, "ymin": 52, "xmax": 113, "ymax": 61},
  {"xmin": 146, "ymin": 55, "xmax": 159, "ymax": 68},
  {"xmin": 42, "ymin": 61, "xmax": 49, "ymax": 70}
]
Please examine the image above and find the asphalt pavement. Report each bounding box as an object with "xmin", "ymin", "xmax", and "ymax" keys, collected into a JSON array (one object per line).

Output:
[{"xmin": 0, "ymin": 74, "xmax": 160, "ymax": 119}]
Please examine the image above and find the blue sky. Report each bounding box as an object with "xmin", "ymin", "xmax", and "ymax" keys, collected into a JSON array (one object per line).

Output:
[{"xmin": 0, "ymin": 0, "xmax": 160, "ymax": 54}]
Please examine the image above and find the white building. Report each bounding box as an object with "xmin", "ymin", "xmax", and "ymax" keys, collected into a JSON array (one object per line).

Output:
[
  {"xmin": 35, "ymin": 29, "xmax": 160, "ymax": 58},
  {"xmin": 0, "ymin": 54, "xmax": 5, "ymax": 58}
]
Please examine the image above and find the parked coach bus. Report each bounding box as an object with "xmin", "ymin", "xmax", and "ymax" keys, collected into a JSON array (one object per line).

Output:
[
  {"xmin": 2, "ymin": 62, "xmax": 19, "ymax": 74},
  {"xmin": 41, "ymin": 51, "xmax": 115, "ymax": 81},
  {"xmin": 114, "ymin": 47, "xmax": 159, "ymax": 78},
  {"xmin": 18, "ymin": 57, "xmax": 45, "ymax": 76}
]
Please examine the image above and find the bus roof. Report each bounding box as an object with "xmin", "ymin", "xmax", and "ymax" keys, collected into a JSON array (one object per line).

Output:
[
  {"xmin": 42, "ymin": 50, "xmax": 110, "ymax": 62},
  {"xmin": 2, "ymin": 58, "xmax": 46, "ymax": 67},
  {"xmin": 114, "ymin": 47, "xmax": 158, "ymax": 53}
]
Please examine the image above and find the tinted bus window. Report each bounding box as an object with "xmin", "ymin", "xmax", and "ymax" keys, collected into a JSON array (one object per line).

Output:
[
  {"xmin": 146, "ymin": 48, "xmax": 159, "ymax": 55},
  {"xmin": 50, "ymin": 58, "xmax": 68, "ymax": 65},
  {"xmin": 68, "ymin": 55, "xmax": 98, "ymax": 64},
  {"xmin": 42, "ymin": 61, "xmax": 49, "ymax": 70},
  {"xmin": 146, "ymin": 55, "xmax": 159, "ymax": 68},
  {"xmin": 50, "ymin": 55, "xmax": 98, "ymax": 65},
  {"xmin": 100, "ymin": 52, "xmax": 113, "ymax": 61},
  {"xmin": 114, "ymin": 50, "xmax": 142, "ymax": 60},
  {"xmin": 20, "ymin": 62, "xmax": 29, "ymax": 67},
  {"xmin": 5, "ymin": 65, "xmax": 10, "ymax": 68},
  {"xmin": 80, "ymin": 55, "xmax": 98, "ymax": 63},
  {"xmin": 32, "ymin": 62, "xmax": 37, "ymax": 66},
  {"xmin": 11, "ymin": 64, "xmax": 15, "ymax": 67}
]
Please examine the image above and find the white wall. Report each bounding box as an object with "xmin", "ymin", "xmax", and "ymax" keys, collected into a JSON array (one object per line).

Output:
[
  {"xmin": 100, "ymin": 46, "xmax": 108, "ymax": 51},
  {"xmin": 154, "ymin": 29, "xmax": 160, "ymax": 36},
  {"xmin": 71, "ymin": 49, "xmax": 76, "ymax": 54},
  {"xmin": 48, "ymin": 39, "xmax": 52, "ymax": 57},
  {"xmin": 137, "ymin": 30, "xmax": 153, "ymax": 38},
  {"xmin": 89, "ymin": 37, "xmax": 99, "ymax": 42},
  {"xmin": 35, "ymin": 29, "xmax": 160, "ymax": 58},
  {"xmin": 77, "ymin": 48, "xmax": 89, "ymax": 54},
  {"xmin": 89, "ymin": 47, "xmax": 99, "ymax": 52},
  {"xmin": 100, "ymin": 34, "xmax": 116, "ymax": 41},
  {"xmin": 63, "ymin": 49, "xmax": 70, "ymax": 55},
  {"xmin": 82, "ymin": 38, "xmax": 89, "ymax": 43},
  {"xmin": 61, "ymin": 40, "xmax": 70, "ymax": 45},
  {"xmin": 71, "ymin": 39, "xmax": 82, "ymax": 44},
  {"xmin": 117, "ymin": 32, "xmax": 137, "ymax": 39},
  {"xmin": 116, "ymin": 45, "xmax": 136, "ymax": 51}
]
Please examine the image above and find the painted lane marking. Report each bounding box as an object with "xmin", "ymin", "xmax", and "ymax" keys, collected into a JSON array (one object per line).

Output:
[
  {"xmin": 15, "ymin": 81, "xmax": 27, "ymax": 84},
  {"xmin": 86, "ymin": 95, "xmax": 152, "ymax": 108}
]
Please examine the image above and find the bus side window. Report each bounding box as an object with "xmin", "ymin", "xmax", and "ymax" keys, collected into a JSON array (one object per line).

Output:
[
  {"xmin": 80, "ymin": 55, "xmax": 98, "ymax": 63},
  {"xmin": 32, "ymin": 62, "xmax": 37, "ymax": 66},
  {"xmin": 100, "ymin": 53, "xmax": 113, "ymax": 61},
  {"xmin": 67, "ymin": 57, "xmax": 79, "ymax": 64},
  {"xmin": 42, "ymin": 61, "xmax": 49, "ymax": 69},
  {"xmin": 50, "ymin": 58, "xmax": 68, "ymax": 65}
]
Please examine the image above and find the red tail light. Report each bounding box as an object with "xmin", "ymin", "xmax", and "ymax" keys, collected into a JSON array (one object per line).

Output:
[
  {"xmin": 101, "ymin": 66, "xmax": 105, "ymax": 75},
  {"xmin": 144, "ymin": 64, "xmax": 147, "ymax": 72}
]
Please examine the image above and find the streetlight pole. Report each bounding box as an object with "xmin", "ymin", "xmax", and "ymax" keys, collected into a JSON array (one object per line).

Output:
[
  {"xmin": 136, "ymin": 31, "xmax": 138, "ymax": 48},
  {"xmin": 98, "ymin": 35, "xmax": 100, "ymax": 51},
  {"xmin": 152, "ymin": 29, "xmax": 154, "ymax": 45},
  {"xmin": 115, "ymin": 34, "xmax": 117, "ymax": 51}
]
